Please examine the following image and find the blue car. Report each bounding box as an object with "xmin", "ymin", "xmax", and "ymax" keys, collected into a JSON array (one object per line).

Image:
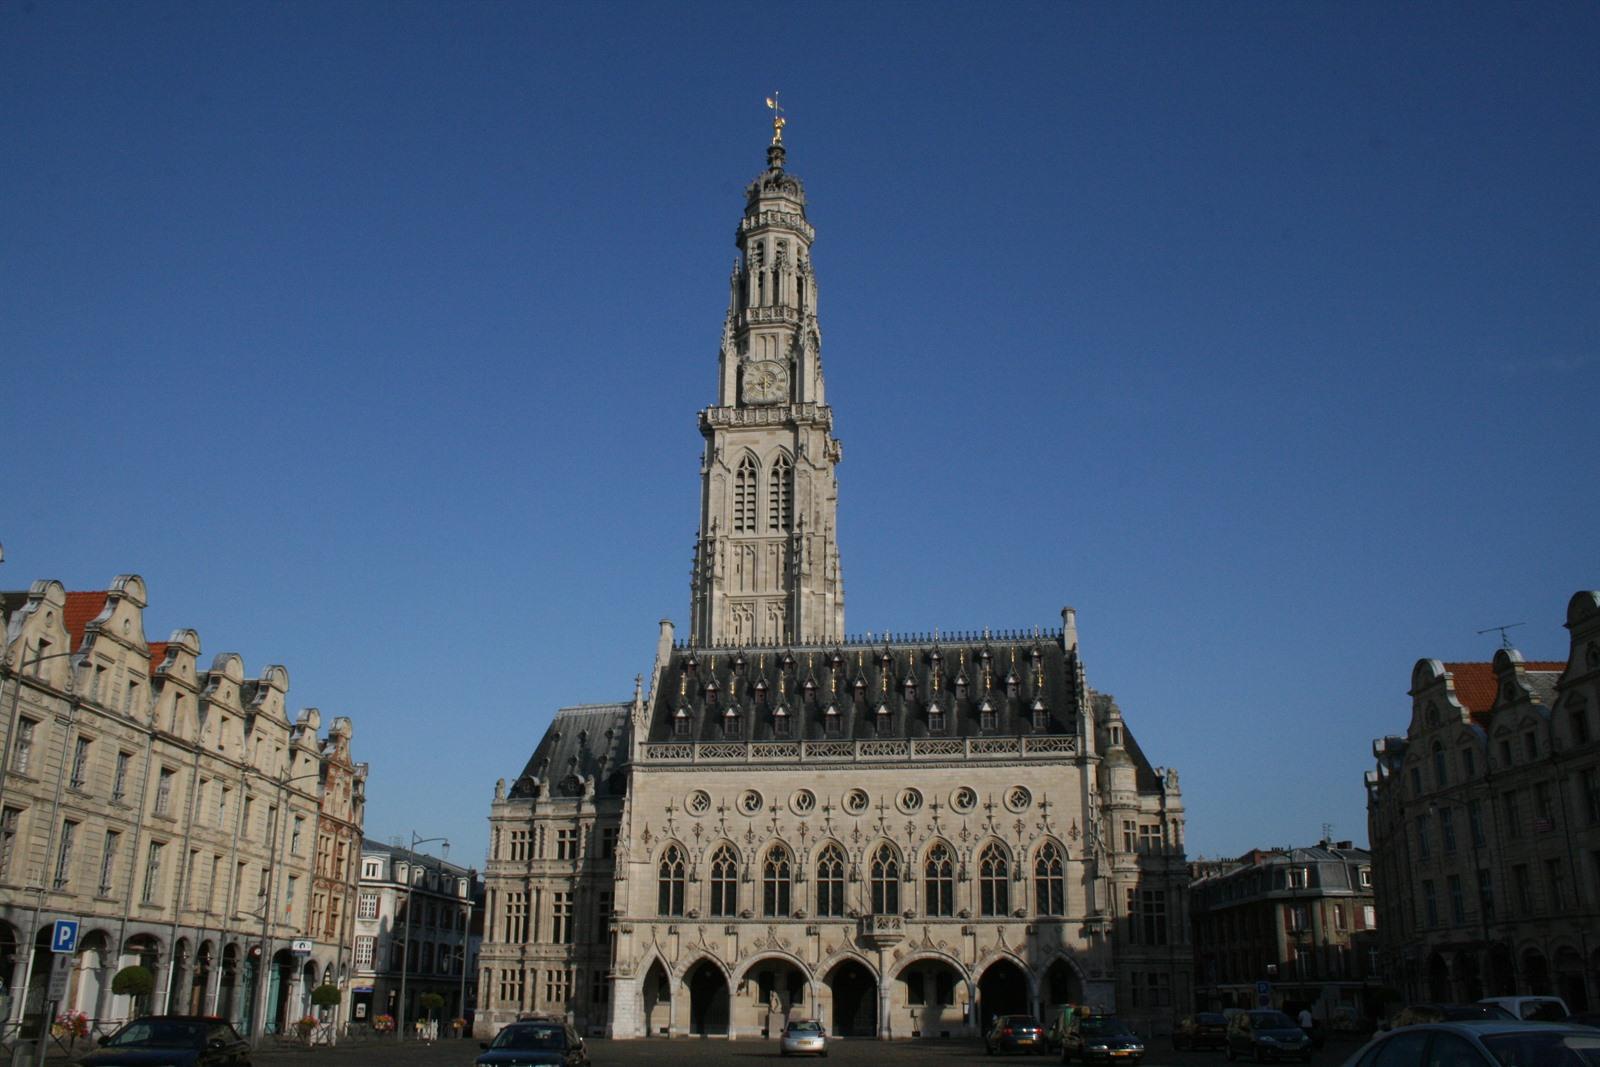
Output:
[{"xmin": 477, "ymin": 1020, "xmax": 590, "ymax": 1067}]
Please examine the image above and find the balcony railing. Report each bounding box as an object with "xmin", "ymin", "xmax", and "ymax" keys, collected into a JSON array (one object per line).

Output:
[{"xmin": 641, "ymin": 735, "xmax": 1077, "ymax": 764}]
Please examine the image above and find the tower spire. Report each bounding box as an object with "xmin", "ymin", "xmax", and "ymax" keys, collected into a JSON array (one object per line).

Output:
[{"xmin": 765, "ymin": 92, "xmax": 787, "ymax": 169}]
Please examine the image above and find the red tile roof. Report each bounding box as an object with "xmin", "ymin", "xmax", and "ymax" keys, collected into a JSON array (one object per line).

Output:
[
  {"xmin": 1444, "ymin": 660, "xmax": 1568, "ymax": 720},
  {"xmin": 63, "ymin": 592, "xmax": 109, "ymax": 650},
  {"xmin": 147, "ymin": 641, "xmax": 169, "ymax": 677}
]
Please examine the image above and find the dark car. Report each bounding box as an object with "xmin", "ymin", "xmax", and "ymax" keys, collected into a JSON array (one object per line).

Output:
[
  {"xmin": 1338, "ymin": 1020, "xmax": 1600, "ymax": 1067},
  {"xmin": 78, "ymin": 1016, "xmax": 250, "ymax": 1067},
  {"xmin": 477, "ymin": 1020, "xmax": 590, "ymax": 1067},
  {"xmin": 1175, "ymin": 1013, "xmax": 1230, "ymax": 1051},
  {"xmin": 988, "ymin": 1014, "xmax": 1048, "ymax": 1054},
  {"xmin": 1062, "ymin": 1015, "xmax": 1145, "ymax": 1064},
  {"xmin": 1226, "ymin": 1010, "xmax": 1312, "ymax": 1063},
  {"xmin": 1386, "ymin": 1004, "xmax": 1514, "ymax": 1030}
]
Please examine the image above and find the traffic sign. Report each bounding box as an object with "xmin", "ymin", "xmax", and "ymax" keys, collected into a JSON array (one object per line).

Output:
[
  {"xmin": 1254, "ymin": 980, "xmax": 1271, "ymax": 995},
  {"xmin": 47, "ymin": 956, "xmax": 71, "ymax": 1000},
  {"xmin": 291, "ymin": 939, "xmax": 313, "ymax": 955},
  {"xmin": 50, "ymin": 920, "xmax": 79, "ymax": 954}
]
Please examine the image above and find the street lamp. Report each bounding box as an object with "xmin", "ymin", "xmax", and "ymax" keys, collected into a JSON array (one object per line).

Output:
[
  {"xmin": 251, "ymin": 765, "xmax": 325, "ymax": 1045},
  {"xmin": 396, "ymin": 832, "xmax": 449, "ymax": 1042}
]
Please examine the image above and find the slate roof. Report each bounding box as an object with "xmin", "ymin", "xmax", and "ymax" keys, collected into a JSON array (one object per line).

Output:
[
  {"xmin": 511, "ymin": 703, "xmax": 631, "ymax": 800},
  {"xmin": 646, "ymin": 634, "xmax": 1083, "ymax": 743}
]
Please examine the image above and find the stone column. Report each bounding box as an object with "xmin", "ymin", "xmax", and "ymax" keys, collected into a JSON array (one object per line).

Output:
[{"xmin": 876, "ymin": 949, "xmax": 889, "ymax": 1040}]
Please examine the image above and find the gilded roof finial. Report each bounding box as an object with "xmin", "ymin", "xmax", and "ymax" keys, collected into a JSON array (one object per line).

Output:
[{"xmin": 765, "ymin": 93, "xmax": 786, "ymax": 145}]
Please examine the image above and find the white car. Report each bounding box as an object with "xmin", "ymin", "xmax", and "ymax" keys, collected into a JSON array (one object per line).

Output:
[
  {"xmin": 780, "ymin": 1019, "xmax": 828, "ymax": 1057},
  {"xmin": 1478, "ymin": 996, "xmax": 1571, "ymax": 1022}
]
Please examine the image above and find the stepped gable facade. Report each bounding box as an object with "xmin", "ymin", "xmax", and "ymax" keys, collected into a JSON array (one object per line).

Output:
[{"xmin": 482, "ymin": 129, "xmax": 1189, "ymax": 1041}]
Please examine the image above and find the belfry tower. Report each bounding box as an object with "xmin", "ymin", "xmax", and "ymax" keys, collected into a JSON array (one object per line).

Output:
[{"xmin": 689, "ymin": 119, "xmax": 844, "ymax": 646}]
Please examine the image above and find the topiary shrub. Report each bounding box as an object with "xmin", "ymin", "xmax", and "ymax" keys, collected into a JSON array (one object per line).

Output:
[
  {"xmin": 110, "ymin": 965, "xmax": 154, "ymax": 997},
  {"xmin": 418, "ymin": 992, "xmax": 445, "ymax": 1018},
  {"xmin": 310, "ymin": 984, "xmax": 341, "ymax": 1008}
]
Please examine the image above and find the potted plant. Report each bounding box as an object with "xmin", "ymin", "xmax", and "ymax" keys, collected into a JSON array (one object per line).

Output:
[
  {"xmin": 372, "ymin": 1013, "xmax": 395, "ymax": 1033},
  {"xmin": 295, "ymin": 1015, "xmax": 319, "ymax": 1042}
]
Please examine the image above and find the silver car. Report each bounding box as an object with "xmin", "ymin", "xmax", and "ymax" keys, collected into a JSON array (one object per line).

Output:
[
  {"xmin": 780, "ymin": 1019, "xmax": 829, "ymax": 1057},
  {"xmin": 1339, "ymin": 1020, "xmax": 1600, "ymax": 1067}
]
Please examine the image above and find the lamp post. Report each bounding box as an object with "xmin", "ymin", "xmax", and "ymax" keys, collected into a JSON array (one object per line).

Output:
[
  {"xmin": 396, "ymin": 833, "xmax": 449, "ymax": 1042},
  {"xmin": 251, "ymin": 766, "xmax": 324, "ymax": 1046}
]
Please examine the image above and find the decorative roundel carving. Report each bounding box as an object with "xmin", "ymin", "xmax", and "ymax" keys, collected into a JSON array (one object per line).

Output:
[
  {"xmin": 950, "ymin": 786, "xmax": 978, "ymax": 814},
  {"xmin": 738, "ymin": 789, "xmax": 764, "ymax": 815},
  {"xmin": 791, "ymin": 789, "xmax": 817, "ymax": 815},
  {"xmin": 843, "ymin": 788, "xmax": 870, "ymax": 815},
  {"xmin": 686, "ymin": 789, "xmax": 712, "ymax": 815},
  {"xmin": 1005, "ymin": 785, "xmax": 1033, "ymax": 812},
  {"xmin": 896, "ymin": 787, "xmax": 923, "ymax": 814}
]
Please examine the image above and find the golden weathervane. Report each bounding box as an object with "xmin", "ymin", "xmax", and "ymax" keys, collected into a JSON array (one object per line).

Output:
[{"xmin": 765, "ymin": 92, "xmax": 786, "ymax": 145}]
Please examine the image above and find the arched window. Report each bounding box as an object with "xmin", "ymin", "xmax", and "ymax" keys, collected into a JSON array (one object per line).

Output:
[
  {"xmin": 980, "ymin": 843, "xmax": 1010, "ymax": 917},
  {"xmin": 734, "ymin": 455, "xmax": 758, "ymax": 533},
  {"xmin": 924, "ymin": 842, "xmax": 955, "ymax": 917},
  {"xmin": 871, "ymin": 844, "xmax": 900, "ymax": 915},
  {"xmin": 658, "ymin": 845, "xmax": 686, "ymax": 917},
  {"xmin": 1035, "ymin": 841, "xmax": 1065, "ymax": 916},
  {"xmin": 768, "ymin": 454, "xmax": 792, "ymax": 531},
  {"xmin": 710, "ymin": 845, "xmax": 739, "ymax": 917},
  {"xmin": 763, "ymin": 845, "xmax": 793, "ymax": 917},
  {"xmin": 816, "ymin": 844, "xmax": 845, "ymax": 917}
]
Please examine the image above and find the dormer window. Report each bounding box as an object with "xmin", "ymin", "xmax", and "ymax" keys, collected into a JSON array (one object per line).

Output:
[
  {"xmin": 772, "ymin": 707, "xmax": 790, "ymax": 738},
  {"xmin": 853, "ymin": 678, "xmax": 866, "ymax": 701},
  {"xmin": 980, "ymin": 700, "xmax": 997, "ymax": 732},
  {"xmin": 704, "ymin": 680, "xmax": 719, "ymax": 708},
  {"xmin": 876, "ymin": 704, "xmax": 892, "ymax": 733},
  {"xmin": 1030, "ymin": 648, "xmax": 1042, "ymax": 670},
  {"xmin": 684, "ymin": 655, "xmax": 698, "ymax": 676},
  {"xmin": 955, "ymin": 676, "xmax": 968, "ymax": 700},
  {"xmin": 929, "ymin": 704, "xmax": 946, "ymax": 733},
  {"xmin": 829, "ymin": 652, "xmax": 844, "ymax": 673},
  {"xmin": 803, "ymin": 678, "xmax": 816, "ymax": 700},
  {"xmin": 1031, "ymin": 699, "xmax": 1048, "ymax": 731},
  {"xmin": 724, "ymin": 706, "xmax": 741, "ymax": 733},
  {"xmin": 674, "ymin": 708, "xmax": 691, "ymax": 738},
  {"xmin": 903, "ymin": 677, "xmax": 917, "ymax": 700},
  {"xmin": 754, "ymin": 679, "xmax": 768, "ymax": 705},
  {"xmin": 824, "ymin": 705, "xmax": 842, "ymax": 737},
  {"xmin": 1005, "ymin": 673, "xmax": 1020, "ymax": 699}
]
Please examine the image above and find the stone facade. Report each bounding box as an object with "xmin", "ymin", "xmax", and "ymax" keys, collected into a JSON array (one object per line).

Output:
[
  {"xmin": 1366, "ymin": 590, "xmax": 1600, "ymax": 1011},
  {"xmin": 478, "ymin": 134, "xmax": 1191, "ymax": 1041},
  {"xmin": 1189, "ymin": 844, "xmax": 1379, "ymax": 1023},
  {"xmin": 0, "ymin": 574, "xmax": 365, "ymax": 1039},
  {"xmin": 349, "ymin": 840, "xmax": 480, "ymax": 1033}
]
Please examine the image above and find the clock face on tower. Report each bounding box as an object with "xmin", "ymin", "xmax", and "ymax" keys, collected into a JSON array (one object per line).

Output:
[{"xmin": 742, "ymin": 360, "xmax": 788, "ymax": 405}]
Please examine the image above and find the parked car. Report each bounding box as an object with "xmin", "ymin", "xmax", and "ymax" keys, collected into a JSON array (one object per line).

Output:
[
  {"xmin": 477, "ymin": 1020, "xmax": 590, "ymax": 1067},
  {"xmin": 79, "ymin": 1016, "xmax": 251, "ymax": 1067},
  {"xmin": 1478, "ymin": 996, "xmax": 1572, "ymax": 1022},
  {"xmin": 1337, "ymin": 1020, "xmax": 1600, "ymax": 1067},
  {"xmin": 988, "ymin": 1014, "xmax": 1048, "ymax": 1054},
  {"xmin": 1175, "ymin": 1013, "xmax": 1230, "ymax": 1051},
  {"xmin": 780, "ymin": 1019, "xmax": 829, "ymax": 1057},
  {"xmin": 1060, "ymin": 1014, "xmax": 1145, "ymax": 1064},
  {"xmin": 1226, "ymin": 1010, "xmax": 1313, "ymax": 1063},
  {"xmin": 1386, "ymin": 1003, "xmax": 1513, "ymax": 1030}
]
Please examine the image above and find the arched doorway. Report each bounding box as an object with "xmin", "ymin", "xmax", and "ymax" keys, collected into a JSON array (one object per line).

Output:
[
  {"xmin": 123, "ymin": 934, "xmax": 163, "ymax": 1018},
  {"xmin": 302, "ymin": 960, "xmax": 320, "ymax": 1021},
  {"xmin": 641, "ymin": 960, "xmax": 671, "ymax": 1037},
  {"xmin": 746, "ymin": 956, "xmax": 808, "ymax": 1036},
  {"xmin": 977, "ymin": 959, "xmax": 1029, "ymax": 1033},
  {"xmin": 70, "ymin": 930, "xmax": 109, "ymax": 1020},
  {"xmin": 190, "ymin": 942, "xmax": 214, "ymax": 1015},
  {"xmin": 896, "ymin": 958, "xmax": 965, "ymax": 1037},
  {"xmin": 1455, "ymin": 951, "xmax": 1483, "ymax": 1003},
  {"xmin": 1427, "ymin": 952, "xmax": 1451, "ymax": 1002},
  {"xmin": 1042, "ymin": 958, "xmax": 1082, "ymax": 1014},
  {"xmin": 1489, "ymin": 944, "xmax": 1516, "ymax": 996},
  {"xmin": 826, "ymin": 959, "xmax": 877, "ymax": 1038},
  {"xmin": 267, "ymin": 949, "xmax": 297, "ymax": 1034},
  {"xmin": 685, "ymin": 960, "xmax": 728, "ymax": 1036},
  {"xmin": 1554, "ymin": 948, "xmax": 1587, "ymax": 1012},
  {"xmin": 1522, "ymin": 949, "xmax": 1551, "ymax": 996}
]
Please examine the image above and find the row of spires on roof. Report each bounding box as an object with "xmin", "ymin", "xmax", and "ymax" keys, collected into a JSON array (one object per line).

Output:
[{"xmin": 671, "ymin": 627, "xmax": 1066, "ymax": 651}]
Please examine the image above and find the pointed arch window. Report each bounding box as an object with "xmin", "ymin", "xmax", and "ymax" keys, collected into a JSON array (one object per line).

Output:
[
  {"xmin": 924, "ymin": 843, "xmax": 955, "ymax": 917},
  {"xmin": 979, "ymin": 843, "xmax": 1010, "ymax": 917},
  {"xmin": 871, "ymin": 844, "xmax": 900, "ymax": 915},
  {"xmin": 768, "ymin": 454, "xmax": 792, "ymax": 532},
  {"xmin": 734, "ymin": 455, "xmax": 758, "ymax": 533},
  {"xmin": 816, "ymin": 844, "xmax": 846, "ymax": 917},
  {"xmin": 658, "ymin": 845, "xmax": 686, "ymax": 917},
  {"xmin": 710, "ymin": 844, "xmax": 739, "ymax": 917},
  {"xmin": 763, "ymin": 845, "xmax": 793, "ymax": 917},
  {"xmin": 1035, "ymin": 841, "xmax": 1065, "ymax": 916}
]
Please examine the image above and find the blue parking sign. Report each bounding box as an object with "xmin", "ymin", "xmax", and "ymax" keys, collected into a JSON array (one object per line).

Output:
[{"xmin": 51, "ymin": 920, "xmax": 78, "ymax": 954}]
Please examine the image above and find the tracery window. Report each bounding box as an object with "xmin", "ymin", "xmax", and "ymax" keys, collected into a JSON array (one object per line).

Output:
[
  {"xmin": 734, "ymin": 455, "xmax": 758, "ymax": 533},
  {"xmin": 710, "ymin": 844, "xmax": 738, "ymax": 917},
  {"xmin": 1035, "ymin": 841, "xmax": 1065, "ymax": 916},
  {"xmin": 768, "ymin": 454, "xmax": 792, "ymax": 531},
  {"xmin": 924, "ymin": 842, "xmax": 956, "ymax": 917},
  {"xmin": 980, "ymin": 842, "xmax": 1010, "ymax": 917},
  {"xmin": 816, "ymin": 844, "xmax": 846, "ymax": 917},
  {"xmin": 657, "ymin": 845, "xmax": 686, "ymax": 917},
  {"xmin": 763, "ymin": 845, "xmax": 793, "ymax": 917},
  {"xmin": 871, "ymin": 844, "xmax": 900, "ymax": 915}
]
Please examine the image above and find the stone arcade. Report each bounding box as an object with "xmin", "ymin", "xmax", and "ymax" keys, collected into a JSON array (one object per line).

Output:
[{"xmin": 478, "ymin": 125, "xmax": 1190, "ymax": 1040}]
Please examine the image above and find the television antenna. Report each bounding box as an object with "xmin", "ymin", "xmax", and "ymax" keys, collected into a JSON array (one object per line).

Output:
[{"xmin": 1476, "ymin": 622, "xmax": 1525, "ymax": 649}]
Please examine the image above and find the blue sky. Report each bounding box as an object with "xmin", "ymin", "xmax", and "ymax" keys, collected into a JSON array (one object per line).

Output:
[{"xmin": 4, "ymin": 2, "xmax": 1596, "ymax": 868}]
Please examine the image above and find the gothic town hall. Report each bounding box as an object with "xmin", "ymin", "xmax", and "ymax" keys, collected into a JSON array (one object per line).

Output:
[{"xmin": 478, "ymin": 129, "xmax": 1191, "ymax": 1041}]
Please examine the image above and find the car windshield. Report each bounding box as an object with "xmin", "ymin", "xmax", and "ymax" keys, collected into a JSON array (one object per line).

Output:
[
  {"xmin": 787, "ymin": 1021, "xmax": 822, "ymax": 1033},
  {"xmin": 1005, "ymin": 1017, "xmax": 1041, "ymax": 1028},
  {"xmin": 105, "ymin": 1020, "xmax": 207, "ymax": 1048},
  {"xmin": 1081, "ymin": 1018, "xmax": 1133, "ymax": 1037},
  {"xmin": 1250, "ymin": 1012, "xmax": 1298, "ymax": 1029},
  {"xmin": 1198, "ymin": 1014, "xmax": 1228, "ymax": 1025},
  {"xmin": 492, "ymin": 1025, "xmax": 565, "ymax": 1049},
  {"xmin": 1482, "ymin": 1030, "xmax": 1600, "ymax": 1067},
  {"xmin": 1443, "ymin": 1005, "xmax": 1515, "ymax": 1021}
]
